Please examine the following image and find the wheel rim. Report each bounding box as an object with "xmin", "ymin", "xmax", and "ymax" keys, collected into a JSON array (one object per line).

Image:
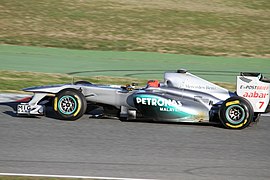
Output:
[
  {"xmin": 58, "ymin": 95, "xmax": 77, "ymax": 115},
  {"xmin": 225, "ymin": 105, "xmax": 246, "ymax": 124}
]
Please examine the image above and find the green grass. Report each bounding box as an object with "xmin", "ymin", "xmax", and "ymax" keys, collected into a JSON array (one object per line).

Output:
[
  {"xmin": 1, "ymin": 0, "xmax": 269, "ymax": 57},
  {"xmin": 0, "ymin": 70, "xmax": 235, "ymax": 93},
  {"xmin": 0, "ymin": 70, "xmax": 147, "ymax": 93},
  {"xmin": 0, "ymin": 44, "xmax": 269, "ymax": 93},
  {"xmin": 1, "ymin": 45, "xmax": 269, "ymax": 83},
  {"xmin": 0, "ymin": 1, "xmax": 269, "ymax": 92}
]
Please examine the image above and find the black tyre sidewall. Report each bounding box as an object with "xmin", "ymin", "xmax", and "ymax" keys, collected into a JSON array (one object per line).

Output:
[
  {"xmin": 219, "ymin": 96, "xmax": 253, "ymax": 129},
  {"xmin": 253, "ymin": 112, "xmax": 261, "ymax": 122},
  {"xmin": 54, "ymin": 89, "xmax": 87, "ymax": 120}
]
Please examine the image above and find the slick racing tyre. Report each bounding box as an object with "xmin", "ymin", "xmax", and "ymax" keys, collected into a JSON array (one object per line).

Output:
[
  {"xmin": 54, "ymin": 89, "xmax": 87, "ymax": 120},
  {"xmin": 219, "ymin": 96, "xmax": 253, "ymax": 129},
  {"xmin": 253, "ymin": 112, "xmax": 261, "ymax": 123}
]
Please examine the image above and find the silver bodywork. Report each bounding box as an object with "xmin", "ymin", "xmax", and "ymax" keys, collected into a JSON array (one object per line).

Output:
[{"xmin": 17, "ymin": 70, "xmax": 270, "ymax": 123}]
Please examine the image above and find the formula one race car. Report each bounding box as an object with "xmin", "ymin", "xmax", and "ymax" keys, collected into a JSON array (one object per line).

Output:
[{"xmin": 17, "ymin": 69, "xmax": 270, "ymax": 129}]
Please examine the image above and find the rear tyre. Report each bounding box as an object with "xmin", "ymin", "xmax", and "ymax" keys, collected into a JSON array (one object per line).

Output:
[
  {"xmin": 53, "ymin": 89, "xmax": 87, "ymax": 120},
  {"xmin": 219, "ymin": 96, "xmax": 253, "ymax": 129},
  {"xmin": 253, "ymin": 113, "xmax": 261, "ymax": 122}
]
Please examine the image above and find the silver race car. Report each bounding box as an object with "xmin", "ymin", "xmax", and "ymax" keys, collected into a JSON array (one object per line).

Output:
[{"xmin": 17, "ymin": 69, "xmax": 270, "ymax": 129}]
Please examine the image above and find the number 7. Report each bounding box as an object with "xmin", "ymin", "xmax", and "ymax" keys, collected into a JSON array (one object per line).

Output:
[{"xmin": 259, "ymin": 101, "xmax": 264, "ymax": 109}]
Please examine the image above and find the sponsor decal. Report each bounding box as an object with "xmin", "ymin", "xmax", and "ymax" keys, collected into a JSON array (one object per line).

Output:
[
  {"xmin": 135, "ymin": 96, "xmax": 182, "ymax": 112},
  {"xmin": 159, "ymin": 107, "xmax": 178, "ymax": 112},
  {"xmin": 240, "ymin": 85, "xmax": 269, "ymax": 90},
  {"xmin": 243, "ymin": 91, "xmax": 268, "ymax": 98},
  {"xmin": 185, "ymin": 84, "xmax": 217, "ymax": 90}
]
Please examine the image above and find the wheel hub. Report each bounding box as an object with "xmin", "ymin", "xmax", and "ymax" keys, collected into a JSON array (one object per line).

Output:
[
  {"xmin": 58, "ymin": 96, "xmax": 77, "ymax": 115},
  {"xmin": 225, "ymin": 104, "xmax": 246, "ymax": 124},
  {"xmin": 229, "ymin": 108, "xmax": 242, "ymax": 120}
]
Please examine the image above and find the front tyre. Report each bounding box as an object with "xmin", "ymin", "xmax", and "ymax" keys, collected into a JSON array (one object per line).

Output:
[
  {"xmin": 219, "ymin": 96, "xmax": 253, "ymax": 129},
  {"xmin": 54, "ymin": 89, "xmax": 87, "ymax": 120}
]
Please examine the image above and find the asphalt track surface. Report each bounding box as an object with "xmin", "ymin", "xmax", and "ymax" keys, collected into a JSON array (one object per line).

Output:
[{"xmin": 0, "ymin": 103, "xmax": 270, "ymax": 180}]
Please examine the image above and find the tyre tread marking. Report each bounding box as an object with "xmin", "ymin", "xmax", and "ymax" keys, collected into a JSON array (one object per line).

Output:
[
  {"xmin": 73, "ymin": 95, "xmax": 81, "ymax": 117},
  {"xmin": 226, "ymin": 100, "xmax": 240, "ymax": 107},
  {"xmin": 54, "ymin": 97, "xmax": 58, "ymax": 111},
  {"xmin": 226, "ymin": 119, "xmax": 247, "ymax": 128}
]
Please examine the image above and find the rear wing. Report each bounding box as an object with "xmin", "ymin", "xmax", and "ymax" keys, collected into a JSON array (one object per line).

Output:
[{"xmin": 237, "ymin": 72, "xmax": 270, "ymax": 113}]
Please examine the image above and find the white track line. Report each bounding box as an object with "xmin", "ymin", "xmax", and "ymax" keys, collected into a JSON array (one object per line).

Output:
[{"xmin": 0, "ymin": 173, "xmax": 156, "ymax": 180}]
